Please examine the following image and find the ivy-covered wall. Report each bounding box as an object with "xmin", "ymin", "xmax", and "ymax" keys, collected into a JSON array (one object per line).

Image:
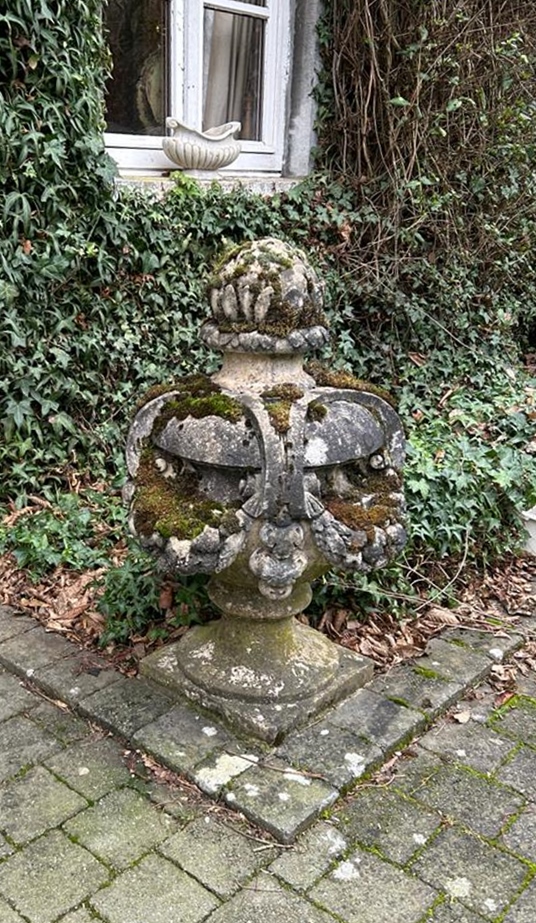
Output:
[{"xmin": 1, "ymin": 0, "xmax": 535, "ymax": 580}]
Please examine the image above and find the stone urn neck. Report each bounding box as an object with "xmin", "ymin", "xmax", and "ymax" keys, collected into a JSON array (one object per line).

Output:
[
  {"xmin": 125, "ymin": 237, "xmax": 407, "ymax": 743},
  {"xmin": 211, "ymin": 351, "xmax": 315, "ymax": 392}
]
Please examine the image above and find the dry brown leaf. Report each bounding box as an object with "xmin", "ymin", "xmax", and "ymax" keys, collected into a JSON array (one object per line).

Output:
[{"xmin": 452, "ymin": 710, "xmax": 471, "ymax": 724}]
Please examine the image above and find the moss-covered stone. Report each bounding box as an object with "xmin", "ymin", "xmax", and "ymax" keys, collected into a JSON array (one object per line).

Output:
[
  {"xmin": 306, "ymin": 361, "xmax": 397, "ymax": 408},
  {"xmin": 133, "ymin": 445, "xmax": 225, "ymax": 541},
  {"xmin": 261, "ymin": 384, "xmax": 304, "ymax": 434},
  {"xmin": 135, "ymin": 375, "xmax": 244, "ymax": 424},
  {"xmin": 325, "ymin": 497, "xmax": 394, "ymax": 536}
]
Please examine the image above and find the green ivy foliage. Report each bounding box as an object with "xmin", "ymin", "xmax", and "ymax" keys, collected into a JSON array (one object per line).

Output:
[{"xmin": 0, "ymin": 0, "xmax": 535, "ymax": 643}]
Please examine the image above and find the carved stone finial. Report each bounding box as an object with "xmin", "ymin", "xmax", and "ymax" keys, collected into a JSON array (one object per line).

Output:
[{"xmin": 125, "ymin": 237, "xmax": 407, "ymax": 742}]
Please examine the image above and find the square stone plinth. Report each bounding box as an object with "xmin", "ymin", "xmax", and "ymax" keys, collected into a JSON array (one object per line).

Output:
[{"xmin": 141, "ymin": 639, "xmax": 374, "ymax": 744}]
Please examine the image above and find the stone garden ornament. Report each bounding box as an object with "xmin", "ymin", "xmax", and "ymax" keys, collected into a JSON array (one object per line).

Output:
[{"xmin": 125, "ymin": 238, "xmax": 407, "ymax": 742}]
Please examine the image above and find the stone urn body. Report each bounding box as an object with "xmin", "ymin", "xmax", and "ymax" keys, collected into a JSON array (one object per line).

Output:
[{"xmin": 125, "ymin": 239, "xmax": 406, "ymax": 741}]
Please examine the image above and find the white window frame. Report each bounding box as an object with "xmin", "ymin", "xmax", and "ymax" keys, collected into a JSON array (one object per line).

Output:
[{"xmin": 105, "ymin": 0, "xmax": 291, "ymax": 175}]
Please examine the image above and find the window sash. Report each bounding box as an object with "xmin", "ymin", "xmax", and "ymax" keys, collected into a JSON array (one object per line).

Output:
[{"xmin": 104, "ymin": 0, "xmax": 289, "ymax": 174}]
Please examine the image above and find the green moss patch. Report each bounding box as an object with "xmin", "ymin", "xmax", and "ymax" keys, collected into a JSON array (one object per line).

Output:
[
  {"xmin": 261, "ymin": 384, "xmax": 304, "ymax": 434},
  {"xmin": 133, "ymin": 446, "xmax": 225, "ymax": 541},
  {"xmin": 306, "ymin": 361, "xmax": 397, "ymax": 408}
]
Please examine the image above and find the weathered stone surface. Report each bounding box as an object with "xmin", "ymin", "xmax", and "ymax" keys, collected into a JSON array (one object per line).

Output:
[
  {"xmin": 418, "ymin": 715, "xmax": 516, "ymax": 773},
  {"xmin": 0, "ymin": 830, "xmax": 109, "ymax": 923},
  {"xmin": 502, "ymin": 806, "xmax": 536, "ymax": 861},
  {"xmin": 0, "ymin": 835, "xmax": 13, "ymax": 860},
  {"xmin": 27, "ymin": 701, "xmax": 92, "ymax": 745},
  {"xmin": 414, "ymin": 639, "xmax": 492, "ymax": 687},
  {"xmin": 201, "ymin": 873, "xmax": 336, "ymax": 923},
  {"xmin": 89, "ymin": 854, "xmax": 220, "ymax": 923},
  {"xmin": 490, "ymin": 697, "xmax": 536, "ymax": 746},
  {"xmin": 132, "ymin": 702, "xmax": 231, "ymax": 776},
  {"xmin": 192, "ymin": 746, "xmax": 262, "ymax": 795},
  {"xmin": 372, "ymin": 665, "xmax": 463, "ymax": 718},
  {"xmin": 0, "ymin": 898, "xmax": 27, "ymax": 922},
  {"xmin": 0, "ymin": 715, "xmax": 62, "ymax": 783},
  {"xmin": 0, "ymin": 606, "xmax": 35, "ymax": 643},
  {"xmin": 309, "ymin": 847, "xmax": 436, "ymax": 923},
  {"xmin": 225, "ymin": 760, "xmax": 338, "ymax": 843},
  {"xmin": 331, "ymin": 787, "xmax": 441, "ymax": 865},
  {"xmin": 413, "ymin": 764, "xmax": 525, "ymax": 837},
  {"xmin": 142, "ymin": 624, "xmax": 373, "ymax": 744},
  {"xmin": 78, "ymin": 676, "xmax": 174, "ymax": 738},
  {"xmin": 441, "ymin": 627, "xmax": 524, "ymax": 661},
  {"xmin": 502, "ymin": 880, "xmax": 536, "ymax": 922},
  {"xmin": 390, "ymin": 746, "xmax": 445, "ymax": 796},
  {"xmin": 269, "ymin": 821, "xmax": 347, "ymax": 890},
  {"xmin": 35, "ymin": 650, "xmax": 121, "ymax": 706},
  {"xmin": 412, "ymin": 828, "xmax": 529, "ymax": 919},
  {"xmin": 0, "ymin": 628, "xmax": 73, "ymax": 677},
  {"xmin": 64, "ymin": 788, "xmax": 176, "ymax": 869},
  {"xmin": 44, "ymin": 737, "xmax": 138, "ymax": 800},
  {"xmin": 160, "ymin": 815, "xmax": 278, "ymax": 898},
  {"xmin": 0, "ymin": 766, "xmax": 87, "ymax": 844},
  {"xmin": 425, "ymin": 901, "xmax": 491, "ymax": 923},
  {"xmin": 0, "ymin": 668, "xmax": 36, "ymax": 720},
  {"xmin": 57, "ymin": 910, "xmax": 97, "ymax": 923},
  {"xmin": 497, "ymin": 746, "xmax": 536, "ymax": 801},
  {"xmin": 276, "ymin": 720, "xmax": 383, "ymax": 788},
  {"xmin": 326, "ymin": 687, "xmax": 426, "ymax": 752}
]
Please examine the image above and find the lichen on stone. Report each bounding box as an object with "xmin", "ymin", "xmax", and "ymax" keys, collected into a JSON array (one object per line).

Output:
[{"xmin": 207, "ymin": 238, "xmax": 328, "ymax": 338}]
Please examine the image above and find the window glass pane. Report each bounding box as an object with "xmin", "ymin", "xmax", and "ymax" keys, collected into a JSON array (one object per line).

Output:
[
  {"xmin": 203, "ymin": 7, "xmax": 265, "ymax": 141},
  {"xmin": 104, "ymin": 0, "xmax": 167, "ymax": 135}
]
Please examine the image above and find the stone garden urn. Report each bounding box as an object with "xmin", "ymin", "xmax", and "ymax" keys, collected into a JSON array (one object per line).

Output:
[{"xmin": 125, "ymin": 238, "xmax": 406, "ymax": 742}]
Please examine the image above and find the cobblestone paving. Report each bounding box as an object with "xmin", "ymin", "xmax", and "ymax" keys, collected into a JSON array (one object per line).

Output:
[{"xmin": 0, "ymin": 604, "xmax": 535, "ymax": 923}]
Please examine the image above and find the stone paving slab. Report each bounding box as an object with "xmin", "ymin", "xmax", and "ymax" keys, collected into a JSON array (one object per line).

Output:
[
  {"xmin": 330, "ymin": 786, "xmax": 442, "ymax": 865},
  {"xmin": 372, "ymin": 664, "xmax": 463, "ymax": 719},
  {"xmin": 132, "ymin": 702, "xmax": 233, "ymax": 777},
  {"xmin": 276, "ymin": 719, "xmax": 384, "ymax": 788},
  {"xmin": 496, "ymin": 745, "xmax": 536, "ymax": 801},
  {"xmin": 64, "ymin": 787, "xmax": 177, "ymax": 870},
  {"xmin": 0, "ymin": 668, "xmax": 37, "ymax": 720},
  {"xmin": 0, "ymin": 765, "xmax": 87, "ymax": 845},
  {"xmin": 0, "ymin": 605, "xmax": 36, "ymax": 642},
  {"xmin": 413, "ymin": 638, "xmax": 493, "ymax": 687},
  {"xmin": 418, "ymin": 715, "xmax": 517, "ymax": 773},
  {"xmin": 411, "ymin": 827, "xmax": 530, "ymax": 920},
  {"xmin": 502, "ymin": 879, "xmax": 536, "ymax": 923},
  {"xmin": 0, "ymin": 714, "xmax": 63, "ymax": 783},
  {"xmin": 159, "ymin": 814, "xmax": 278, "ymax": 898},
  {"xmin": 0, "ymin": 829, "xmax": 109, "ymax": 923},
  {"xmin": 501, "ymin": 804, "xmax": 536, "ymax": 861},
  {"xmin": 489, "ymin": 696, "xmax": 536, "ymax": 746},
  {"xmin": 0, "ymin": 628, "xmax": 74, "ymax": 678},
  {"xmin": 425, "ymin": 902, "xmax": 489, "ymax": 923},
  {"xmin": 309, "ymin": 847, "xmax": 437, "ymax": 923},
  {"xmin": 441, "ymin": 627, "xmax": 524, "ymax": 661},
  {"xmin": 268, "ymin": 820, "xmax": 347, "ymax": 890},
  {"xmin": 0, "ymin": 898, "xmax": 27, "ymax": 923},
  {"xmin": 224, "ymin": 759, "xmax": 339, "ymax": 843},
  {"xmin": 411, "ymin": 764, "xmax": 525, "ymax": 837},
  {"xmin": 203, "ymin": 872, "xmax": 336, "ymax": 923},
  {"xmin": 77, "ymin": 676, "xmax": 175, "ymax": 738},
  {"xmin": 35, "ymin": 649, "xmax": 122, "ymax": 706},
  {"xmin": 89, "ymin": 853, "xmax": 220, "ymax": 923},
  {"xmin": 44, "ymin": 735, "xmax": 141, "ymax": 801}
]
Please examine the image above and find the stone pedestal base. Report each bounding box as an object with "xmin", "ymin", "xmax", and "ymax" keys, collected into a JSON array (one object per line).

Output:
[{"xmin": 141, "ymin": 617, "xmax": 374, "ymax": 744}]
